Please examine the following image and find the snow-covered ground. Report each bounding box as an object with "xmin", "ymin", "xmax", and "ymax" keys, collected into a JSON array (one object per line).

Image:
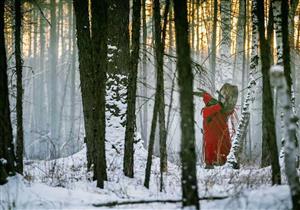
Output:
[
  {"xmin": 0, "ymin": 148, "xmax": 292, "ymax": 210},
  {"xmin": 0, "ymin": 76, "xmax": 293, "ymax": 210},
  {"xmin": 0, "ymin": 130, "xmax": 292, "ymax": 210}
]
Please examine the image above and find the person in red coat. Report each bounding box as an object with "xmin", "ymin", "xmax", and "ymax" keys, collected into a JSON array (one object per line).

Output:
[{"xmin": 194, "ymin": 84, "xmax": 238, "ymax": 168}]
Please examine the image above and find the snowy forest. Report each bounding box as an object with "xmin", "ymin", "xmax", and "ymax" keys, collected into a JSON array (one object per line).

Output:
[{"xmin": 1, "ymin": 0, "xmax": 300, "ymax": 209}]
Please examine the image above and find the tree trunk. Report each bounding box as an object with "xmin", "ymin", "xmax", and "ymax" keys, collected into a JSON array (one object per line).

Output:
[
  {"xmin": 91, "ymin": 0, "xmax": 108, "ymax": 188},
  {"xmin": 0, "ymin": 0, "xmax": 15, "ymax": 183},
  {"xmin": 15, "ymin": 0, "xmax": 24, "ymax": 175},
  {"xmin": 73, "ymin": 0, "xmax": 94, "ymax": 171},
  {"xmin": 210, "ymin": 0, "xmax": 217, "ymax": 92},
  {"xmin": 69, "ymin": 0, "xmax": 76, "ymax": 153},
  {"xmin": 226, "ymin": 0, "xmax": 258, "ymax": 169},
  {"xmin": 141, "ymin": 0, "xmax": 148, "ymax": 147},
  {"xmin": 173, "ymin": 0, "xmax": 199, "ymax": 209},
  {"xmin": 50, "ymin": 0, "xmax": 58, "ymax": 158},
  {"xmin": 123, "ymin": 0, "xmax": 141, "ymax": 178},
  {"xmin": 256, "ymin": 0, "xmax": 281, "ymax": 185},
  {"xmin": 280, "ymin": 3, "xmax": 300, "ymax": 208},
  {"xmin": 271, "ymin": 66, "xmax": 300, "ymax": 210},
  {"xmin": 144, "ymin": 0, "xmax": 168, "ymax": 189}
]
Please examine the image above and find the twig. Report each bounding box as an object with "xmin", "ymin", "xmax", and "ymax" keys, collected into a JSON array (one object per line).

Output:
[{"xmin": 33, "ymin": 0, "xmax": 51, "ymax": 27}]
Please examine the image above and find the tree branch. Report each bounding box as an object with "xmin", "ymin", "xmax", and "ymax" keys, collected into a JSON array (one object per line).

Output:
[{"xmin": 92, "ymin": 196, "xmax": 228, "ymax": 208}]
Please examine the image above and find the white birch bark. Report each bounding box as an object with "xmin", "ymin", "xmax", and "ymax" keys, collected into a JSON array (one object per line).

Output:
[
  {"xmin": 271, "ymin": 65, "xmax": 300, "ymax": 210},
  {"xmin": 272, "ymin": 0, "xmax": 283, "ymax": 64},
  {"xmin": 225, "ymin": 0, "xmax": 259, "ymax": 168}
]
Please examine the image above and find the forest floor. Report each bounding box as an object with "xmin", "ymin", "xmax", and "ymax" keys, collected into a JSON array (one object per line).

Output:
[
  {"xmin": 0, "ymin": 138, "xmax": 292, "ymax": 209},
  {"xmin": 0, "ymin": 81, "xmax": 293, "ymax": 210}
]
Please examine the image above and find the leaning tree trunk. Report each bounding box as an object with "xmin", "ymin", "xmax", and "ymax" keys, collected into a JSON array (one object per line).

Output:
[
  {"xmin": 144, "ymin": 0, "xmax": 169, "ymax": 190},
  {"xmin": 256, "ymin": 0, "xmax": 281, "ymax": 185},
  {"xmin": 271, "ymin": 66, "xmax": 300, "ymax": 210},
  {"xmin": 173, "ymin": 0, "xmax": 199, "ymax": 209},
  {"xmin": 91, "ymin": 0, "xmax": 108, "ymax": 188},
  {"xmin": 123, "ymin": 0, "xmax": 141, "ymax": 178},
  {"xmin": 0, "ymin": 0, "xmax": 15, "ymax": 184},
  {"xmin": 15, "ymin": 0, "xmax": 24, "ymax": 175},
  {"xmin": 226, "ymin": 0, "xmax": 259, "ymax": 169}
]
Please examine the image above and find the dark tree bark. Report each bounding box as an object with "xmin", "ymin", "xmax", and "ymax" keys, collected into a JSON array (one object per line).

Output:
[
  {"xmin": 123, "ymin": 0, "xmax": 141, "ymax": 178},
  {"xmin": 255, "ymin": 0, "xmax": 281, "ymax": 185},
  {"xmin": 0, "ymin": 0, "xmax": 15, "ymax": 184},
  {"xmin": 15, "ymin": 0, "xmax": 24, "ymax": 175},
  {"xmin": 73, "ymin": 0, "xmax": 94, "ymax": 171},
  {"xmin": 144, "ymin": 0, "xmax": 169, "ymax": 190},
  {"xmin": 261, "ymin": 0, "xmax": 274, "ymax": 167},
  {"xmin": 106, "ymin": 0, "xmax": 130, "ymax": 121},
  {"xmin": 173, "ymin": 0, "xmax": 199, "ymax": 209},
  {"xmin": 107, "ymin": 0, "xmax": 130, "ymax": 74},
  {"xmin": 91, "ymin": 0, "xmax": 108, "ymax": 188}
]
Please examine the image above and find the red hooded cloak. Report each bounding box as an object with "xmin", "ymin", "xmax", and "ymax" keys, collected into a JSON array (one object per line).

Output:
[{"xmin": 202, "ymin": 92, "xmax": 231, "ymax": 166}]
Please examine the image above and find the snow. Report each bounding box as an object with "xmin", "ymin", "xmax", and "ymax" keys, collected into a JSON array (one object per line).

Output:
[{"xmin": 0, "ymin": 74, "xmax": 294, "ymax": 210}]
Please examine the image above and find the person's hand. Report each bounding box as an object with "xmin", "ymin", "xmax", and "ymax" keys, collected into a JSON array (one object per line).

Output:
[{"xmin": 193, "ymin": 88, "xmax": 206, "ymax": 97}]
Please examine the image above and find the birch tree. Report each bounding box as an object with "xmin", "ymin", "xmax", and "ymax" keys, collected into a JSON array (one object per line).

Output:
[
  {"xmin": 271, "ymin": 66, "xmax": 300, "ymax": 210},
  {"xmin": 226, "ymin": 0, "xmax": 259, "ymax": 169},
  {"xmin": 220, "ymin": 0, "xmax": 232, "ymax": 82}
]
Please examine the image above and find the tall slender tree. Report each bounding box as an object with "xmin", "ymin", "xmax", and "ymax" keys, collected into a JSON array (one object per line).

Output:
[
  {"xmin": 50, "ymin": 0, "xmax": 58, "ymax": 158},
  {"xmin": 281, "ymin": 5, "xmax": 300, "ymax": 207},
  {"xmin": 15, "ymin": 0, "xmax": 24, "ymax": 174},
  {"xmin": 0, "ymin": 0, "xmax": 16, "ymax": 184},
  {"xmin": 210, "ymin": 0, "xmax": 217, "ymax": 92},
  {"xmin": 256, "ymin": 0, "xmax": 281, "ymax": 185},
  {"xmin": 123, "ymin": 0, "xmax": 141, "ymax": 178},
  {"xmin": 173, "ymin": 0, "xmax": 199, "ymax": 209},
  {"xmin": 144, "ymin": 0, "xmax": 169, "ymax": 190},
  {"xmin": 91, "ymin": 0, "xmax": 108, "ymax": 188},
  {"xmin": 73, "ymin": 0, "xmax": 94, "ymax": 170}
]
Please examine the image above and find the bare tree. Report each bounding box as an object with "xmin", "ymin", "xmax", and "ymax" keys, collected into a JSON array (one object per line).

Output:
[
  {"xmin": 173, "ymin": 0, "xmax": 199, "ymax": 208},
  {"xmin": 256, "ymin": 0, "xmax": 281, "ymax": 185},
  {"xmin": 0, "ymin": 0, "xmax": 16, "ymax": 184},
  {"xmin": 73, "ymin": 0, "xmax": 94, "ymax": 171},
  {"xmin": 91, "ymin": 0, "xmax": 108, "ymax": 188},
  {"xmin": 144, "ymin": 0, "xmax": 168, "ymax": 190},
  {"xmin": 271, "ymin": 66, "xmax": 300, "ymax": 210},
  {"xmin": 123, "ymin": 0, "xmax": 141, "ymax": 178},
  {"xmin": 15, "ymin": 0, "xmax": 24, "ymax": 175}
]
